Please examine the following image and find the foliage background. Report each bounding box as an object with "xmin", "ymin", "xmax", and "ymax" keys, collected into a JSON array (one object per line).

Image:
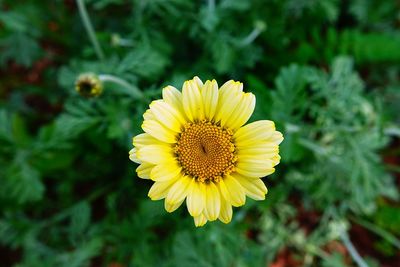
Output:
[{"xmin": 1, "ymin": 0, "xmax": 400, "ymax": 266}]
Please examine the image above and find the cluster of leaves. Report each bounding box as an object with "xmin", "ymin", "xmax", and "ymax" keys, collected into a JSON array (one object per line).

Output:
[
  {"xmin": 1, "ymin": 0, "xmax": 400, "ymax": 266},
  {"xmin": 270, "ymin": 57, "xmax": 396, "ymax": 214}
]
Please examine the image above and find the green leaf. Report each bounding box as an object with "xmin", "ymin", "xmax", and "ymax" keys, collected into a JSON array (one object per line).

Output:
[
  {"xmin": 1, "ymin": 162, "xmax": 44, "ymax": 204},
  {"xmin": 117, "ymin": 45, "xmax": 169, "ymax": 78},
  {"xmin": 0, "ymin": 33, "xmax": 41, "ymax": 67},
  {"xmin": 70, "ymin": 201, "xmax": 91, "ymax": 237}
]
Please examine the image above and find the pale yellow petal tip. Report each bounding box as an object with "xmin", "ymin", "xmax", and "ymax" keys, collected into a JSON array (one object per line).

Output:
[
  {"xmin": 191, "ymin": 211, "xmax": 203, "ymax": 218},
  {"xmin": 135, "ymin": 149, "xmax": 141, "ymax": 157},
  {"xmin": 270, "ymin": 121, "xmax": 276, "ymax": 131},
  {"xmin": 129, "ymin": 155, "xmax": 138, "ymax": 163},
  {"xmin": 273, "ymin": 131, "xmax": 284, "ymax": 145},
  {"xmin": 272, "ymin": 155, "xmax": 281, "ymax": 166},
  {"xmin": 258, "ymin": 188, "xmax": 268, "ymax": 200},
  {"xmin": 164, "ymin": 200, "xmax": 183, "ymax": 213},
  {"xmin": 193, "ymin": 76, "xmax": 203, "ymax": 85},
  {"xmin": 234, "ymin": 201, "xmax": 246, "ymax": 208},
  {"xmin": 148, "ymin": 193, "xmax": 161, "ymax": 201},
  {"xmin": 194, "ymin": 214, "xmax": 208, "ymax": 227},
  {"xmin": 136, "ymin": 164, "xmax": 152, "ymax": 180},
  {"xmin": 148, "ymin": 100, "xmax": 159, "ymax": 108},
  {"xmin": 244, "ymin": 92, "xmax": 255, "ymax": 98},
  {"xmin": 132, "ymin": 138, "xmax": 139, "ymax": 147},
  {"xmin": 219, "ymin": 217, "xmax": 232, "ymax": 224},
  {"xmin": 129, "ymin": 148, "xmax": 141, "ymax": 164},
  {"xmin": 236, "ymin": 82, "xmax": 244, "ymax": 91},
  {"xmin": 162, "ymin": 85, "xmax": 174, "ymax": 91},
  {"xmin": 143, "ymin": 109, "xmax": 154, "ymax": 121}
]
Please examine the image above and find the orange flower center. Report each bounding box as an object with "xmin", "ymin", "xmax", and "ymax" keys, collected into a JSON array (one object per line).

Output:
[{"xmin": 174, "ymin": 121, "xmax": 237, "ymax": 183}]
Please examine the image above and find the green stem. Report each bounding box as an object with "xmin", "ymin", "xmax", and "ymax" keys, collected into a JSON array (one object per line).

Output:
[
  {"xmin": 239, "ymin": 21, "xmax": 266, "ymax": 47},
  {"xmin": 208, "ymin": 0, "xmax": 215, "ymax": 12},
  {"xmin": 350, "ymin": 216, "xmax": 400, "ymax": 249},
  {"xmin": 240, "ymin": 28, "xmax": 263, "ymax": 46},
  {"xmin": 76, "ymin": 0, "xmax": 105, "ymax": 60},
  {"xmin": 99, "ymin": 74, "xmax": 144, "ymax": 99},
  {"xmin": 340, "ymin": 231, "xmax": 369, "ymax": 267}
]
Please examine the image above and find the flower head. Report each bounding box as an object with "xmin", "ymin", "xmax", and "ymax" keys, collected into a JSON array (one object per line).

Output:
[
  {"xmin": 75, "ymin": 73, "xmax": 103, "ymax": 97},
  {"xmin": 130, "ymin": 77, "xmax": 283, "ymax": 227}
]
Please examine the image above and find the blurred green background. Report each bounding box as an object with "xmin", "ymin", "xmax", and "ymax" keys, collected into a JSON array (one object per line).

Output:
[{"xmin": 1, "ymin": 0, "xmax": 400, "ymax": 266}]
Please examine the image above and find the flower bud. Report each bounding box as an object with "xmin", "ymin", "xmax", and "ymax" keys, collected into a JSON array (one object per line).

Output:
[{"xmin": 75, "ymin": 73, "xmax": 103, "ymax": 97}]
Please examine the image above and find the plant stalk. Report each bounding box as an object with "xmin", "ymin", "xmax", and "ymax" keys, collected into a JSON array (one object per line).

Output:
[
  {"xmin": 99, "ymin": 74, "xmax": 143, "ymax": 99},
  {"xmin": 350, "ymin": 216, "xmax": 400, "ymax": 249},
  {"xmin": 76, "ymin": 0, "xmax": 105, "ymax": 60},
  {"xmin": 340, "ymin": 231, "xmax": 369, "ymax": 267}
]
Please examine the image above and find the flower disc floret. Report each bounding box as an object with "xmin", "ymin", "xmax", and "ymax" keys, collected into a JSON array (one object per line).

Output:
[{"xmin": 175, "ymin": 121, "xmax": 236, "ymax": 183}]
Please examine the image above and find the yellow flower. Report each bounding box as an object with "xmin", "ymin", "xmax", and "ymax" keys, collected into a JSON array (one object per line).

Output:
[{"xmin": 130, "ymin": 77, "xmax": 283, "ymax": 227}]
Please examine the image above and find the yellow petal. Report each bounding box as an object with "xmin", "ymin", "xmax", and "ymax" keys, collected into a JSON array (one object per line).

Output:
[
  {"xmin": 233, "ymin": 174, "xmax": 268, "ymax": 201},
  {"xmin": 218, "ymin": 196, "xmax": 233, "ymax": 224},
  {"xmin": 129, "ymin": 148, "xmax": 140, "ymax": 163},
  {"xmin": 165, "ymin": 175, "xmax": 192, "ymax": 205},
  {"xmin": 218, "ymin": 93, "xmax": 242, "ymax": 127},
  {"xmin": 142, "ymin": 120, "xmax": 177, "ymax": 143},
  {"xmin": 136, "ymin": 144, "xmax": 174, "ymax": 164},
  {"xmin": 186, "ymin": 181, "xmax": 205, "ymax": 217},
  {"xmin": 225, "ymin": 93, "xmax": 255, "ymax": 130},
  {"xmin": 136, "ymin": 163, "xmax": 154, "ymax": 179},
  {"xmin": 234, "ymin": 120, "xmax": 276, "ymax": 147},
  {"xmin": 150, "ymin": 161, "xmax": 181, "ymax": 181},
  {"xmin": 236, "ymin": 156, "xmax": 275, "ymax": 177},
  {"xmin": 270, "ymin": 131, "xmax": 284, "ymax": 145},
  {"xmin": 162, "ymin": 85, "xmax": 187, "ymax": 118},
  {"xmin": 271, "ymin": 154, "xmax": 281, "ymax": 166},
  {"xmin": 143, "ymin": 109, "xmax": 155, "ymax": 121},
  {"xmin": 214, "ymin": 82, "xmax": 243, "ymax": 126},
  {"xmin": 162, "ymin": 85, "xmax": 182, "ymax": 107},
  {"xmin": 203, "ymin": 182, "xmax": 221, "ymax": 221},
  {"xmin": 149, "ymin": 100, "xmax": 185, "ymax": 132},
  {"xmin": 133, "ymin": 133, "xmax": 163, "ymax": 148},
  {"xmin": 218, "ymin": 178, "xmax": 230, "ymax": 201},
  {"xmin": 201, "ymin": 79, "xmax": 219, "ymax": 121},
  {"xmin": 218, "ymin": 80, "xmax": 242, "ymax": 101},
  {"xmin": 182, "ymin": 79, "xmax": 204, "ymax": 121},
  {"xmin": 238, "ymin": 167, "xmax": 275, "ymax": 178},
  {"xmin": 148, "ymin": 176, "xmax": 179, "ymax": 200},
  {"xmin": 164, "ymin": 198, "xmax": 184, "ymax": 213},
  {"xmin": 237, "ymin": 144, "xmax": 280, "ymax": 163},
  {"xmin": 193, "ymin": 76, "xmax": 204, "ymax": 88},
  {"xmin": 219, "ymin": 175, "xmax": 246, "ymax": 207},
  {"xmin": 237, "ymin": 144, "xmax": 279, "ymax": 156},
  {"xmin": 194, "ymin": 213, "xmax": 207, "ymax": 227}
]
